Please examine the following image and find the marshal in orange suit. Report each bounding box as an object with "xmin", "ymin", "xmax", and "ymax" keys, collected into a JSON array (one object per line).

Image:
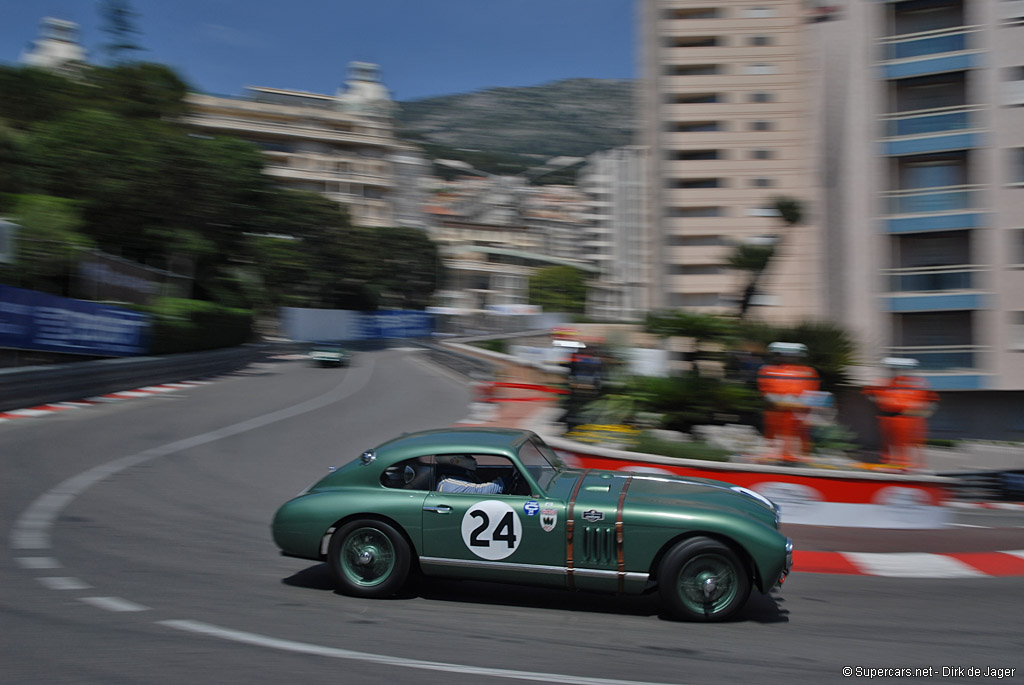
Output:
[
  {"xmin": 757, "ymin": 342, "xmax": 820, "ymax": 464},
  {"xmin": 863, "ymin": 358, "xmax": 938, "ymax": 471}
]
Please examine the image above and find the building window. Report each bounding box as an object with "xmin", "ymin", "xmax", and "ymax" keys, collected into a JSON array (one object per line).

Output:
[
  {"xmin": 751, "ymin": 178, "xmax": 774, "ymax": 188},
  {"xmin": 751, "ymin": 120, "xmax": 774, "ymax": 131},
  {"xmin": 664, "ymin": 7, "xmax": 722, "ymax": 19},
  {"xmin": 751, "ymin": 149, "xmax": 775, "ymax": 159},
  {"xmin": 667, "ymin": 92, "xmax": 723, "ymax": 104},
  {"xmin": 749, "ymin": 92, "xmax": 775, "ymax": 103},
  {"xmin": 668, "ymin": 149, "xmax": 723, "ymax": 160},
  {"xmin": 671, "ymin": 265, "xmax": 724, "ymax": 275},
  {"xmin": 669, "ymin": 178, "xmax": 724, "ymax": 189},
  {"xmin": 666, "ymin": 36, "xmax": 722, "ymax": 48},
  {"xmin": 1013, "ymin": 312, "xmax": 1024, "ymax": 350},
  {"xmin": 668, "ymin": 121, "xmax": 723, "ymax": 132},
  {"xmin": 667, "ymin": 234, "xmax": 730, "ymax": 246},
  {"xmin": 665, "ymin": 64, "xmax": 723, "ymax": 76},
  {"xmin": 1013, "ymin": 229, "xmax": 1024, "ymax": 265},
  {"xmin": 1013, "ymin": 149, "xmax": 1024, "ymax": 184},
  {"xmin": 668, "ymin": 206, "xmax": 726, "ymax": 217},
  {"xmin": 746, "ymin": 63, "xmax": 778, "ymax": 75},
  {"xmin": 670, "ymin": 293, "xmax": 722, "ymax": 307},
  {"xmin": 749, "ymin": 36, "xmax": 773, "ymax": 46}
]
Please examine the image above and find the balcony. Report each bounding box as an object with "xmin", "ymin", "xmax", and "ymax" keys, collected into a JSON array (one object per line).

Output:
[
  {"xmin": 881, "ymin": 184, "xmax": 987, "ymax": 233},
  {"xmin": 885, "ymin": 264, "xmax": 983, "ymax": 293},
  {"xmin": 881, "ymin": 28, "xmax": 969, "ymax": 61},
  {"xmin": 885, "ymin": 345, "xmax": 984, "ymax": 374},
  {"xmin": 885, "ymin": 292, "xmax": 987, "ymax": 312},
  {"xmin": 883, "ymin": 184, "xmax": 977, "ymax": 215},
  {"xmin": 883, "ymin": 105, "xmax": 976, "ymax": 138},
  {"xmin": 877, "ymin": 27, "xmax": 979, "ymax": 80}
]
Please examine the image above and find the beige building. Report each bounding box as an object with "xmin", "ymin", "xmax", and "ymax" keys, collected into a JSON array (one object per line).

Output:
[
  {"xmin": 184, "ymin": 62, "xmax": 408, "ymax": 228},
  {"xmin": 638, "ymin": 0, "xmax": 822, "ymax": 321}
]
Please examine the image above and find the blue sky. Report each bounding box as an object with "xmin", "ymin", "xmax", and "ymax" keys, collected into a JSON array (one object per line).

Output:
[{"xmin": 1, "ymin": 0, "xmax": 635, "ymax": 101}]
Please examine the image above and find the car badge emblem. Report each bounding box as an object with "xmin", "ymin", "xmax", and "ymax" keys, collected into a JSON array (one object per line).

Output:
[
  {"xmin": 540, "ymin": 508, "xmax": 557, "ymax": 532},
  {"xmin": 524, "ymin": 500, "xmax": 539, "ymax": 516},
  {"xmin": 582, "ymin": 509, "xmax": 605, "ymax": 522}
]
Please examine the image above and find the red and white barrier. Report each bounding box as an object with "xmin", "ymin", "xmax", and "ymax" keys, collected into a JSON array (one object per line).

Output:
[{"xmin": 548, "ymin": 437, "xmax": 953, "ymax": 529}]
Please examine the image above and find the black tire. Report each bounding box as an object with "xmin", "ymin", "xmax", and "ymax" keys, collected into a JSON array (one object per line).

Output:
[
  {"xmin": 658, "ymin": 536, "xmax": 752, "ymax": 622},
  {"xmin": 327, "ymin": 519, "xmax": 411, "ymax": 598}
]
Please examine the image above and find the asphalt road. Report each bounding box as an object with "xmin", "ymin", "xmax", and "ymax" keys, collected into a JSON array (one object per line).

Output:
[{"xmin": 2, "ymin": 349, "xmax": 1021, "ymax": 684}]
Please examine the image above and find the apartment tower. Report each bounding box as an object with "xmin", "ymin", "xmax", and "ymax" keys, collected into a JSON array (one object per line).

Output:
[{"xmin": 639, "ymin": 0, "xmax": 822, "ymax": 321}]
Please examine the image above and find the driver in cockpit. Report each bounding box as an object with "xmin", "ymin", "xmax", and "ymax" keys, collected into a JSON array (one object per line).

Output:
[{"xmin": 435, "ymin": 454, "xmax": 505, "ymax": 494}]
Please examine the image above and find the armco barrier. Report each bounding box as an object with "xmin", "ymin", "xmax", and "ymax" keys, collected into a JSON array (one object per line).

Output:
[{"xmin": 0, "ymin": 344, "xmax": 273, "ymax": 413}]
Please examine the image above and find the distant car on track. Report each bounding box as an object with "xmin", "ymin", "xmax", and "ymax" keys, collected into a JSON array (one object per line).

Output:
[
  {"xmin": 272, "ymin": 427, "xmax": 792, "ymax": 621},
  {"xmin": 309, "ymin": 342, "xmax": 350, "ymax": 367}
]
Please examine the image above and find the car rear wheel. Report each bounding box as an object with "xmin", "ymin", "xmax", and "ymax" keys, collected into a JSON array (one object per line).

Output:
[
  {"xmin": 658, "ymin": 536, "xmax": 751, "ymax": 622},
  {"xmin": 328, "ymin": 519, "xmax": 411, "ymax": 598}
]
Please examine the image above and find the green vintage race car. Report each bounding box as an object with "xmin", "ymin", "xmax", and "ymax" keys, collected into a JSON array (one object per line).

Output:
[{"xmin": 272, "ymin": 427, "xmax": 792, "ymax": 621}]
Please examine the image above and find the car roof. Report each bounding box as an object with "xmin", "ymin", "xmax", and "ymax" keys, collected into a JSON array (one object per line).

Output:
[{"xmin": 374, "ymin": 427, "xmax": 534, "ymax": 461}]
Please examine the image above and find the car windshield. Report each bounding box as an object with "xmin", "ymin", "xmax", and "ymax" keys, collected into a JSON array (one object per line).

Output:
[{"xmin": 517, "ymin": 438, "xmax": 563, "ymax": 492}]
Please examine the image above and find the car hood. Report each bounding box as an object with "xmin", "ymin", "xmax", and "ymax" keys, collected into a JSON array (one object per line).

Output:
[{"xmin": 555, "ymin": 469, "xmax": 779, "ymax": 529}]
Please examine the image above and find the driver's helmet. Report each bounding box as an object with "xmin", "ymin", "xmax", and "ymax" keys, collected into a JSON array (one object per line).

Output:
[{"xmin": 436, "ymin": 454, "xmax": 478, "ymax": 481}]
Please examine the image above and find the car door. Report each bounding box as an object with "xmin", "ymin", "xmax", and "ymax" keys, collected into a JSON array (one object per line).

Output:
[{"xmin": 420, "ymin": 453, "xmax": 567, "ymax": 588}]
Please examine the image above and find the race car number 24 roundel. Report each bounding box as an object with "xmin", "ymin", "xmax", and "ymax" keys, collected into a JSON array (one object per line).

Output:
[{"xmin": 460, "ymin": 500, "xmax": 523, "ymax": 560}]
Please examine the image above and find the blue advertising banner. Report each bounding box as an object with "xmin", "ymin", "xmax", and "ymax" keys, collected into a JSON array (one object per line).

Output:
[
  {"xmin": 358, "ymin": 310, "xmax": 435, "ymax": 340},
  {"xmin": 0, "ymin": 284, "xmax": 149, "ymax": 356}
]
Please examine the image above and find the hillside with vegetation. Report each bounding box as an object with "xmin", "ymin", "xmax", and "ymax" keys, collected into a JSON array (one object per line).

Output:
[{"xmin": 396, "ymin": 78, "xmax": 636, "ymax": 177}]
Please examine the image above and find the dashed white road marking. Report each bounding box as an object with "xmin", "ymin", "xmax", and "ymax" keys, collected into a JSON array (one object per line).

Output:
[
  {"xmin": 80, "ymin": 596, "xmax": 150, "ymax": 613},
  {"xmin": 843, "ymin": 552, "xmax": 987, "ymax": 578},
  {"xmin": 38, "ymin": 577, "xmax": 92, "ymax": 590},
  {"xmin": 158, "ymin": 620, "xmax": 675, "ymax": 685},
  {"xmin": 15, "ymin": 557, "xmax": 61, "ymax": 569}
]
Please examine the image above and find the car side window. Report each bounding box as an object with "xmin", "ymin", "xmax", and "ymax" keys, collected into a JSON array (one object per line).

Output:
[
  {"xmin": 380, "ymin": 456, "xmax": 433, "ymax": 491},
  {"xmin": 434, "ymin": 454, "xmax": 530, "ymax": 496}
]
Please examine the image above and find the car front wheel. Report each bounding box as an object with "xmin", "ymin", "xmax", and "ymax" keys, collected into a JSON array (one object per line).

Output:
[
  {"xmin": 658, "ymin": 536, "xmax": 751, "ymax": 622},
  {"xmin": 328, "ymin": 519, "xmax": 411, "ymax": 598}
]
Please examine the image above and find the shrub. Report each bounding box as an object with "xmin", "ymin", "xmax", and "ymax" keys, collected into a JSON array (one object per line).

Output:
[
  {"xmin": 141, "ymin": 297, "xmax": 253, "ymax": 354},
  {"xmin": 630, "ymin": 433, "xmax": 731, "ymax": 462}
]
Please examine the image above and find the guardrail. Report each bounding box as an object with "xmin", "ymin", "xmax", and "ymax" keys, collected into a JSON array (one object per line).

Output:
[{"xmin": 0, "ymin": 344, "xmax": 280, "ymax": 413}]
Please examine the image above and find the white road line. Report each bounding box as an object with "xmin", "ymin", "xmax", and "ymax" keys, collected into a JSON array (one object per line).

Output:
[
  {"xmin": 1005, "ymin": 551, "xmax": 1024, "ymax": 561},
  {"xmin": 107, "ymin": 391, "xmax": 154, "ymax": 398},
  {"xmin": 15, "ymin": 557, "xmax": 61, "ymax": 569},
  {"xmin": 38, "ymin": 577, "xmax": 92, "ymax": 590},
  {"xmin": 80, "ymin": 596, "xmax": 150, "ymax": 612},
  {"xmin": 158, "ymin": 620, "xmax": 676, "ymax": 685},
  {"xmin": 843, "ymin": 552, "xmax": 987, "ymax": 578}
]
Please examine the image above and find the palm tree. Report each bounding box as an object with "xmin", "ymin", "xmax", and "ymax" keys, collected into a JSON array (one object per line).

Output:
[{"xmin": 729, "ymin": 196, "xmax": 803, "ymax": 319}]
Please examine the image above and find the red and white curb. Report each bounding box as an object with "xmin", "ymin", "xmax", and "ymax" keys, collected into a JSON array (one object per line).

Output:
[
  {"xmin": 0, "ymin": 381, "xmax": 213, "ymax": 422},
  {"xmin": 793, "ymin": 549, "xmax": 1024, "ymax": 577},
  {"xmin": 949, "ymin": 501, "xmax": 1024, "ymax": 511}
]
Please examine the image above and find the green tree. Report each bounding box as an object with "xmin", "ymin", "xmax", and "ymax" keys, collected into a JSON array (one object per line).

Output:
[
  {"xmin": 740, "ymin": 319, "xmax": 857, "ymax": 390},
  {"xmin": 0, "ymin": 66, "xmax": 87, "ymax": 130},
  {"xmin": 6, "ymin": 194, "xmax": 93, "ymax": 295},
  {"xmin": 100, "ymin": 0, "xmax": 143, "ymax": 64},
  {"xmin": 732, "ymin": 195, "xmax": 804, "ymax": 318},
  {"xmin": 528, "ymin": 265, "xmax": 588, "ymax": 313},
  {"xmin": 366, "ymin": 226, "xmax": 440, "ymax": 310}
]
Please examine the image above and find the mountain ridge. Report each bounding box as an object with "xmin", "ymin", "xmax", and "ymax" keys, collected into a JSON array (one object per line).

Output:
[{"xmin": 396, "ymin": 78, "xmax": 636, "ymax": 169}]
